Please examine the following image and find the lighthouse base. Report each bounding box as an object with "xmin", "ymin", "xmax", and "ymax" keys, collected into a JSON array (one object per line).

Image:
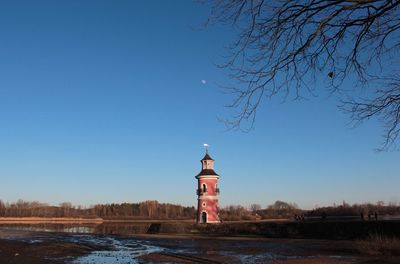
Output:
[{"xmin": 199, "ymin": 220, "xmax": 221, "ymax": 224}]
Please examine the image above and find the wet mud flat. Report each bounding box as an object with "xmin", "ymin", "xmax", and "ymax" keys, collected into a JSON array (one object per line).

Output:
[
  {"xmin": 135, "ymin": 235, "xmax": 395, "ymax": 264},
  {"xmin": 0, "ymin": 230, "xmax": 111, "ymax": 264},
  {"xmin": 0, "ymin": 228, "xmax": 399, "ymax": 264}
]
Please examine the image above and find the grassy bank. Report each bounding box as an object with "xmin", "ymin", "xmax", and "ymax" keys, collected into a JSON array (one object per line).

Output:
[
  {"xmin": 145, "ymin": 220, "xmax": 400, "ymax": 240},
  {"xmin": 193, "ymin": 220, "xmax": 400, "ymax": 239},
  {"xmin": 1, "ymin": 218, "xmax": 400, "ymax": 240}
]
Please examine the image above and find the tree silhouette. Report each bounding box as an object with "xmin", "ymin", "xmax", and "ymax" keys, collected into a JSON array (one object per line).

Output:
[{"xmin": 206, "ymin": 0, "xmax": 400, "ymax": 150}]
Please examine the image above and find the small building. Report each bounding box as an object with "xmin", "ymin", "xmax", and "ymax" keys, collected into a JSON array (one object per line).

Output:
[{"xmin": 195, "ymin": 149, "xmax": 220, "ymax": 223}]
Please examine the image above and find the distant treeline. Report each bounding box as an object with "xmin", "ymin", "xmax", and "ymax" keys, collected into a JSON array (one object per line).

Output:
[
  {"xmin": 1, "ymin": 199, "xmax": 399, "ymax": 220},
  {"xmin": 220, "ymin": 200, "xmax": 400, "ymax": 221},
  {"xmin": 220, "ymin": 200, "xmax": 302, "ymax": 221},
  {"xmin": 0, "ymin": 200, "xmax": 195, "ymax": 219},
  {"xmin": 307, "ymin": 201, "xmax": 400, "ymax": 217}
]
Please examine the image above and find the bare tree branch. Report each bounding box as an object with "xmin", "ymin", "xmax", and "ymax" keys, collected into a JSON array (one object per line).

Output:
[
  {"xmin": 341, "ymin": 77, "xmax": 400, "ymax": 151},
  {"xmin": 206, "ymin": 0, "xmax": 400, "ymax": 149}
]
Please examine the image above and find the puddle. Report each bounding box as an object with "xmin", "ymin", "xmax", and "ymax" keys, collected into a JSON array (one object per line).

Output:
[
  {"xmin": 71, "ymin": 237, "xmax": 163, "ymax": 264},
  {"xmin": 72, "ymin": 251, "xmax": 140, "ymax": 264}
]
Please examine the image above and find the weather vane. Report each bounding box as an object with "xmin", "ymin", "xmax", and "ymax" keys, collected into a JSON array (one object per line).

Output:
[{"xmin": 203, "ymin": 143, "xmax": 209, "ymax": 153}]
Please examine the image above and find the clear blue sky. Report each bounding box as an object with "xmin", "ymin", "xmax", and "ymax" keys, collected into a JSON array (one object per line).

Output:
[{"xmin": 0, "ymin": 1, "xmax": 399, "ymax": 209}]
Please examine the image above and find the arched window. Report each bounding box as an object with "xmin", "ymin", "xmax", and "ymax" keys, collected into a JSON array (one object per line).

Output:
[
  {"xmin": 201, "ymin": 212, "xmax": 207, "ymax": 223},
  {"xmin": 202, "ymin": 184, "xmax": 207, "ymax": 193}
]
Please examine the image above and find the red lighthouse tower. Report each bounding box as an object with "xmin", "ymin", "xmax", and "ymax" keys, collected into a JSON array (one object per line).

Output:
[{"xmin": 196, "ymin": 145, "xmax": 220, "ymax": 223}]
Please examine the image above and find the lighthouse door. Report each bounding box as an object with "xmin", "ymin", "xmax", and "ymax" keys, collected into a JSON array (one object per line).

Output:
[{"xmin": 201, "ymin": 212, "xmax": 207, "ymax": 223}]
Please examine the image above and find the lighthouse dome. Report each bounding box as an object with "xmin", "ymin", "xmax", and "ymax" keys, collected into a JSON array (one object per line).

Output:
[{"xmin": 201, "ymin": 153, "xmax": 214, "ymax": 161}]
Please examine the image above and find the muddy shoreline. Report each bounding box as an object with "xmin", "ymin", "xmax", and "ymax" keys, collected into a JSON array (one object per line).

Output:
[
  {"xmin": 2, "ymin": 219, "xmax": 400, "ymax": 240},
  {"xmin": 1, "ymin": 228, "xmax": 399, "ymax": 264},
  {"xmin": 0, "ymin": 231, "xmax": 109, "ymax": 264}
]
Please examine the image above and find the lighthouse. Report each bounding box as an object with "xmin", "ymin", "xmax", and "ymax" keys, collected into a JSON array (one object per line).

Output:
[{"xmin": 196, "ymin": 145, "xmax": 220, "ymax": 223}]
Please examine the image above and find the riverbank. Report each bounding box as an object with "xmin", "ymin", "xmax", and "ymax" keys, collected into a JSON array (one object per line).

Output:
[
  {"xmin": 193, "ymin": 220, "xmax": 400, "ymax": 239},
  {"xmin": 1, "ymin": 218, "xmax": 400, "ymax": 239},
  {"xmin": 0, "ymin": 217, "xmax": 103, "ymax": 224}
]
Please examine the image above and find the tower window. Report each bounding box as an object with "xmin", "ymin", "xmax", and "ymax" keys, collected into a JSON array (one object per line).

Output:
[
  {"xmin": 202, "ymin": 184, "xmax": 207, "ymax": 193},
  {"xmin": 202, "ymin": 202, "xmax": 206, "ymax": 207}
]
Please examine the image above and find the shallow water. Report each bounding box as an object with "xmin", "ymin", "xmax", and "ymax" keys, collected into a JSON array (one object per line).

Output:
[
  {"xmin": 0, "ymin": 222, "xmax": 149, "ymax": 235},
  {"xmin": 0, "ymin": 225, "xmax": 360, "ymax": 263},
  {"xmin": 70, "ymin": 237, "xmax": 162, "ymax": 264}
]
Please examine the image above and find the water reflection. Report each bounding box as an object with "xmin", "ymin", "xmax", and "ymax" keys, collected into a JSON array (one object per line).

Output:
[
  {"xmin": 0, "ymin": 223, "xmax": 156, "ymax": 235},
  {"xmin": 94, "ymin": 223, "xmax": 150, "ymax": 235},
  {"xmin": 0, "ymin": 223, "xmax": 97, "ymax": 234}
]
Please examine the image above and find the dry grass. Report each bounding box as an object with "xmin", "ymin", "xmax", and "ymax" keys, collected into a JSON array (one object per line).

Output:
[{"xmin": 356, "ymin": 233, "xmax": 400, "ymax": 256}]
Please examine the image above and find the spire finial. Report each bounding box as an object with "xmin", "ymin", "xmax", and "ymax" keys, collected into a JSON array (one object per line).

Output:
[{"xmin": 203, "ymin": 143, "xmax": 209, "ymax": 154}]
